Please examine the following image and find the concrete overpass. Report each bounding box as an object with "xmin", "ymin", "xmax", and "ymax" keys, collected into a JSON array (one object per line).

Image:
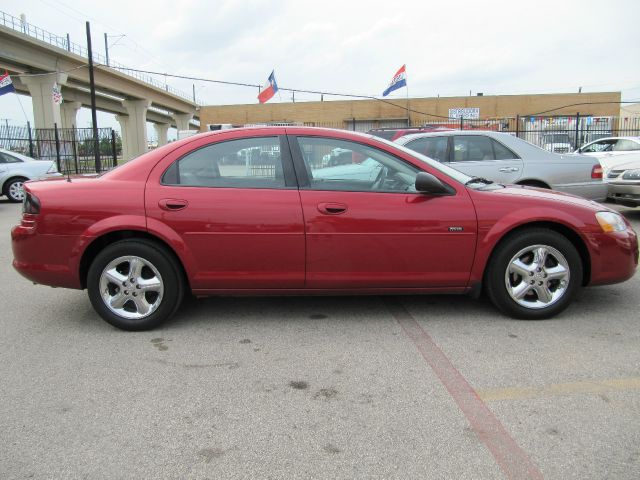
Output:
[{"xmin": 0, "ymin": 11, "xmax": 200, "ymax": 160}]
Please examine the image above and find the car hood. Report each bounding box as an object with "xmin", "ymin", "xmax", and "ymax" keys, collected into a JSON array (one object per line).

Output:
[{"xmin": 475, "ymin": 183, "xmax": 607, "ymax": 211}]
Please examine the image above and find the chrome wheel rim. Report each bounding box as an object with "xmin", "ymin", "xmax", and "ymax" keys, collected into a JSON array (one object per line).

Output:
[
  {"xmin": 505, "ymin": 244, "xmax": 570, "ymax": 309},
  {"xmin": 99, "ymin": 256, "xmax": 164, "ymax": 320},
  {"xmin": 9, "ymin": 181, "xmax": 25, "ymax": 201}
]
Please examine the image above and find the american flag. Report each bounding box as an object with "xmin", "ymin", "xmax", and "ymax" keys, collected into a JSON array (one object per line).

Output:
[{"xmin": 52, "ymin": 82, "xmax": 63, "ymax": 105}]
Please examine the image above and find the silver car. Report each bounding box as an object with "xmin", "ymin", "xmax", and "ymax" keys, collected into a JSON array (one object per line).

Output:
[
  {"xmin": 395, "ymin": 131, "xmax": 607, "ymax": 201},
  {"xmin": 606, "ymin": 158, "xmax": 640, "ymax": 207},
  {"xmin": 0, "ymin": 149, "xmax": 61, "ymax": 202}
]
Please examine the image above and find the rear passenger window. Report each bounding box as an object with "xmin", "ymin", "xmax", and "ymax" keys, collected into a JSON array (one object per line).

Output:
[
  {"xmin": 162, "ymin": 137, "xmax": 286, "ymax": 189},
  {"xmin": 492, "ymin": 139, "xmax": 517, "ymax": 159},
  {"xmin": 405, "ymin": 137, "xmax": 448, "ymax": 162},
  {"xmin": 453, "ymin": 136, "xmax": 495, "ymax": 161}
]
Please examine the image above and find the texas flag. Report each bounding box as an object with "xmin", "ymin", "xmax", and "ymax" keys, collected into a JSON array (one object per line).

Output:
[
  {"xmin": 382, "ymin": 65, "xmax": 407, "ymax": 97},
  {"xmin": 258, "ymin": 70, "xmax": 278, "ymax": 104},
  {"xmin": 0, "ymin": 71, "xmax": 16, "ymax": 97}
]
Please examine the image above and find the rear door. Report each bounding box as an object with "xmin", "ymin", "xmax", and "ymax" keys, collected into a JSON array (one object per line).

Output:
[
  {"xmin": 449, "ymin": 135, "xmax": 524, "ymax": 184},
  {"xmin": 289, "ymin": 134, "xmax": 477, "ymax": 289},
  {"xmin": 145, "ymin": 132, "xmax": 305, "ymax": 290}
]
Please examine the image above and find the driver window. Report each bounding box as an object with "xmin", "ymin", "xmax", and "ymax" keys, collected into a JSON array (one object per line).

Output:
[{"xmin": 296, "ymin": 137, "xmax": 419, "ymax": 193}]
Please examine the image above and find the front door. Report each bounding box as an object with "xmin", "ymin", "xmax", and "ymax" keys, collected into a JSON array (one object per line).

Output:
[{"xmin": 290, "ymin": 135, "xmax": 477, "ymax": 289}]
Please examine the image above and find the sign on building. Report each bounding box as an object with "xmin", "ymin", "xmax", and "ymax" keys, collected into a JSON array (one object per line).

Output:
[{"xmin": 448, "ymin": 107, "xmax": 480, "ymax": 119}]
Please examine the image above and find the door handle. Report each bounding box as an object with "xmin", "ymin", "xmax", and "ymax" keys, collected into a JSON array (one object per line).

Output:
[
  {"xmin": 158, "ymin": 198, "xmax": 188, "ymax": 211},
  {"xmin": 498, "ymin": 167, "xmax": 519, "ymax": 172},
  {"xmin": 317, "ymin": 202, "xmax": 348, "ymax": 215}
]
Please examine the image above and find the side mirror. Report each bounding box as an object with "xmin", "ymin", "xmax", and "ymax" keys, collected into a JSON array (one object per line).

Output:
[{"xmin": 415, "ymin": 172, "xmax": 453, "ymax": 195}]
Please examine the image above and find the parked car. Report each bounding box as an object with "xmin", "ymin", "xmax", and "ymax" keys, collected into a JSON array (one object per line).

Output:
[
  {"xmin": 541, "ymin": 132, "xmax": 574, "ymax": 154},
  {"xmin": 576, "ymin": 136, "xmax": 640, "ymax": 155},
  {"xmin": 606, "ymin": 158, "xmax": 640, "ymax": 207},
  {"xmin": 395, "ymin": 131, "xmax": 607, "ymax": 200},
  {"xmin": 0, "ymin": 149, "xmax": 61, "ymax": 202},
  {"xmin": 12, "ymin": 127, "xmax": 637, "ymax": 331},
  {"xmin": 575, "ymin": 137, "xmax": 640, "ymax": 174}
]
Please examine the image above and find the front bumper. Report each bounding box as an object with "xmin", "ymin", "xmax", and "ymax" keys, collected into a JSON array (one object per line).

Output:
[
  {"xmin": 587, "ymin": 227, "xmax": 638, "ymax": 286},
  {"xmin": 608, "ymin": 183, "xmax": 640, "ymax": 207}
]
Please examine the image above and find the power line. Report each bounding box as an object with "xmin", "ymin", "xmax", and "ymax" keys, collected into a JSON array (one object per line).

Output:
[
  {"xmin": 106, "ymin": 66, "xmax": 640, "ymax": 120},
  {"xmin": 8, "ymin": 64, "xmax": 640, "ymax": 121}
]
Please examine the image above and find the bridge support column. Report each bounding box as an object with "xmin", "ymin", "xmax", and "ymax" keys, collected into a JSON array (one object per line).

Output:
[
  {"xmin": 115, "ymin": 114, "xmax": 131, "ymax": 161},
  {"xmin": 118, "ymin": 99, "xmax": 151, "ymax": 161},
  {"xmin": 60, "ymin": 101, "xmax": 82, "ymax": 130},
  {"xmin": 154, "ymin": 123, "xmax": 170, "ymax": 147},
  {"xmin": 21, "ymin": 73, "xmax": 68, "ymax": 129},
  {"xmin": 173, "ymin": 112, "xmax": 193, "ymax": 132}
]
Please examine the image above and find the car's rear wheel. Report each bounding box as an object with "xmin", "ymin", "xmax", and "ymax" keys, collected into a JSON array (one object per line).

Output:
[
  {"xmin": 87, "ymin": 239, "xmax": 184, "ymax": 331},
  {"xmin": 485, "ymin": 228, "xmax": 582, "ymax": 319},
  {"xmin": 4, "ymin": 177, "xmax": 27, "ymax": 203}
]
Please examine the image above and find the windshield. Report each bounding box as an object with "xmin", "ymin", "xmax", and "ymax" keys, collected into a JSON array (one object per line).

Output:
[{"xmin": 372, "ymin": 135, "xmax": 472, "ymax": 184}]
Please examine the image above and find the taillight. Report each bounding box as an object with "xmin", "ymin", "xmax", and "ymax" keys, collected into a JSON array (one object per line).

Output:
[
  {"xmin": 23, "ymin": 192, "xmax": 40, "ymax": 214},
  {"xmin": 591, "ymin": 164, "xmax": 603, "ymax": 179}
]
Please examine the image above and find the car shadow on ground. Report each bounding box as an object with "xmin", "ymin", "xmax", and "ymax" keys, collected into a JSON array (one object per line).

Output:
[{"xmin": 29, "ymin": 283, "xmax": 631, "ymax": 333}]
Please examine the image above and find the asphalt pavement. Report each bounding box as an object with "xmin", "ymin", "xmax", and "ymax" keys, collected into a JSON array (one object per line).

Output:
[{"xmin": 1, "ymin": 199, "xmax": 639, "ymax": 479}]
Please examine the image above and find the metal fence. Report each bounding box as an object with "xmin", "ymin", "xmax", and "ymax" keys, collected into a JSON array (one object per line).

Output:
[
  {"xmin": 0, "ymin": 124, "xmax": 120, "ymax": 174},
  {"xmin": 306, "ymin": 114, "xmax": 640, "ymax": 152}
]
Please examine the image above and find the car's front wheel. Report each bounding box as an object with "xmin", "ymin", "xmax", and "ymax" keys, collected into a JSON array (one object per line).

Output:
[
  {"xmin": 4, "ymin": 177, "xmax": 27, "ymax": 203},
  {"xmin": 485, "ymin": 228, "xmax": 583, "ymax": 319},
  {"xmin": 87, "ymin": 239, "xmax": 184, "ymax": 331}
]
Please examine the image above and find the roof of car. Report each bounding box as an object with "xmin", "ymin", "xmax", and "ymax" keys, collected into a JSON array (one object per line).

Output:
[
  {"xmin": 584, "ymin": 136, "xmax": 640, "ymax": 143},
  {"xmin": 397, "ymin": 130, "xmax": 509, "ymax": 143}
]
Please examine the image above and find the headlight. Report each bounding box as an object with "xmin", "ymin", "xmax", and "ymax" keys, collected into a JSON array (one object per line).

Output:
[
  {"xmin": 622, "ymin": 169, "xmax": 640, "ymax": 180},
  {"xmin": 595, "ymin": 211, "xmax": 627, "ymax": 233}
]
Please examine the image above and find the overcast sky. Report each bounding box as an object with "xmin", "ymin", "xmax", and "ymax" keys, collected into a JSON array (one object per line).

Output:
[{"xmin": 1, "ymin": 0, "xmax": 639, "ymax": 138}]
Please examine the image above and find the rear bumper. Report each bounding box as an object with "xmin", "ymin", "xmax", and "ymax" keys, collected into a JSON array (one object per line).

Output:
[
  {"xmin": 11, "ymin": 223, "xmax": 83, "ymax": 289},
  {"xmin": 587, "ymin": 228, "xmax": 638, "ymax": 286},
  {"xmin": 556, "ymin": 182, "xmax": 608, "ymax": 202}
]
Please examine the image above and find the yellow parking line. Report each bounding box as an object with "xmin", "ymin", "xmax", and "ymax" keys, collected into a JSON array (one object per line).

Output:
[{"xmin": 478, "ymin": 377, "xmax": 640, "ymax": 402}]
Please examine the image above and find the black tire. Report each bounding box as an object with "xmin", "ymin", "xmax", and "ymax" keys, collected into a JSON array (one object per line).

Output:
[
  {"xmin": 3, "ymin": 177, "xmax": 28, "ymax": 203},
  {"xmin": 87, "ymin": 239, "xmax": 184, "ymax": 331},
  {"xmin": 485, "ymin": 228, "xmax": 583, "ymax": 320}
]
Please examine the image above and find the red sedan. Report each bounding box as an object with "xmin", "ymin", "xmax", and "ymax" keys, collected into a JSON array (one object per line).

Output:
[{"xmin": 11, "ymin": 127, "xmax": 638, "ymax": 330}]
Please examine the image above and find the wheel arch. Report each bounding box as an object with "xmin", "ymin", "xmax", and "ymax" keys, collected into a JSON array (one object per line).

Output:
[
  {"xmin": 483, "ymin": 221, "xmax": 591, "ymax": 286},
  {"xmin": 2, "ymin": 175, "xmax": 29, "ymax": 193},
  {"xmin": 79, "ymin": 230, "xmax": 191, "ymax": 291},
  {"xmin": 515, "ymin": 179, "xmax": 551, "ymax": 189}
]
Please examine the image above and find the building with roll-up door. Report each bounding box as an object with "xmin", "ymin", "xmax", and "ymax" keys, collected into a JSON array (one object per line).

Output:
[{"xmin": 199, "ymin": 91, "xmax": 622, "ymax": 132}]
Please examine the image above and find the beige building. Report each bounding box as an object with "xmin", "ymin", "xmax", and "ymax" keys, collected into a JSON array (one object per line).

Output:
[{"xmin": 200, "ymin": 91, "xmax": 622, "ymax": 132}]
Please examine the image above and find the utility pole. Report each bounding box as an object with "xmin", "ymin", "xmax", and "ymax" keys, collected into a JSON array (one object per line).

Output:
[
  {"xmin": 104, "ymin": 32, "xmax": 109, "ymax": 66},
  {"xmin": 86, "ymin": 21, "xmax": 101, "ymax": 172}
]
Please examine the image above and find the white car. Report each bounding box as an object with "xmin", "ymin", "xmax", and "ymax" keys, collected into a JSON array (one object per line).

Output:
[
  {"xmin": 606, "ymin": 158, "xmax": 640, "ymax": 207},
  {"xmin": 0, "ymin": 149, "xmax": 61, "ymax": 202},
  {"xmin": 576, "ymin": 136, "xmax": 640, "ymax": 156},
  {"xmin": 575, "ymin": 137, "xmax": 640, "ymax": 173}
]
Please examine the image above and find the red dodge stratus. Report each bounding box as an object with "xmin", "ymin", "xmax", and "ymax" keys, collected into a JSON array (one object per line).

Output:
[{"xmin": 11, "ymin": 127, "xmax": 638, "ymax": 331}]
